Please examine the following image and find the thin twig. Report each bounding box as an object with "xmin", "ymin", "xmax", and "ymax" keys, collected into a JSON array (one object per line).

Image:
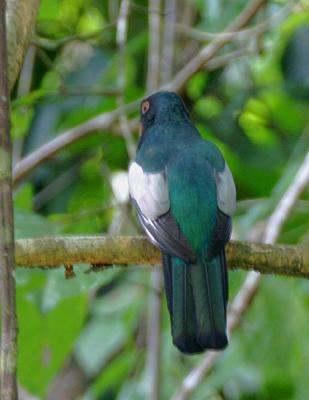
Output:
[
  {"xmin": 161, "ymin": 0, "xmax": 176, "ymax": 84},
  {"xmin": 146, "ymin": 266, "xmax": 163, "ymax": 400},
  {"xmin": 13, "ymin": 45, "xmax": 36, "ymax": 165},
  {"xmin": 117, "ymin": 0, "xmax": 136, "ymax": 159},
  {"xmin": 174, "ymin": 3, "xmax": 291, "ymax": 43},
  {"xmin": 146, "ymin": 0, "xmax": 161, "ymax": 92},
  {"xmin": 230, "ymin": 148, "xmax": 309, "ymax": 328},
  {"xmin": 0, "ymin": 1, "xmax": 18, "ymax": 399},
  {"xmin": 264, "ymin": 151, "xmax": 309, "ymax": 244},
  {"xmin": 12, "ymin": 102, "xmax": 138, "ymax": 186},
  {"xmin": 58, "ymin": 85, "xmax": 120, "ymax": 96},
  {"xmin": 32, "ymin": 22, "xmax": 117, "ymax": 50},
  {"xmin": 170, "ymin": 149, "xmax": 309, "ymax": 400},
  {"xmin": 205, "ymin": 48, "xmax": 256, "ymax": 70},
  {"xmin": 226, "ymin": 151, "xmax": 309, "ymax": 353},
  {"xmin": 33, "ymin": 161, "xmax": 81, "ymax": 210},
  {"xmin": 6, "ymin": 0, "xmax": 40, "ymax": 89}
]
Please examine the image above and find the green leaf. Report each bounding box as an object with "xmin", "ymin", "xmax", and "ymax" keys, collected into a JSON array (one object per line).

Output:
[
  {"xmin": 11, "ymin": 108, "xmax": 34, "ymax": 139},
  {"xmin": 65, "ymin": 158, "xmax": 112, "ymax": 233},
  {"xmin": 41, "ymin": 267, "xmax": 121, "ymax": 313},
  {"xmin": 75, "ymin": 317, "xmax": 126, "ymax": 377},
  {"xmin": 17, "ymin": 269, "xmax": 88, "ymax": 396},
  {"xmin": 194, "ymin": 96, "xmax": 223, "ymax": 119},
  {"xmin": 186, "ymin": 72, "xmax": 208, "ymax": 100},
  {"xmin": 14, "ymin": 184, "xmax": 33, "ymax": 212}
]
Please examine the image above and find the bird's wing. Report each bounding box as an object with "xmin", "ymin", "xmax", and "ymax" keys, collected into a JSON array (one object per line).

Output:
[
  {"xmin": 128, "ymin": 161, "xmax": 196, "ymax": 262},
  {"xmin": 128, "ymin": 161, "xmax": 170, "ymax": 219},
  {"xmin": 215, "ymin": 163, "xmax": 236, "ymax": 217},
  {"xmin": 208, "ymin": 209, "xmax": 232, "ymax": 257},
  {"xmin": 207, "ymin": 162, "xmax": 235, "ymax": 257}
]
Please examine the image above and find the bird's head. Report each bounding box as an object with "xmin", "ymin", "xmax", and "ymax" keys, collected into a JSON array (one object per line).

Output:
[{"xmin": 139, "ymin": 91, "xmax": 191, "ymax": 134}]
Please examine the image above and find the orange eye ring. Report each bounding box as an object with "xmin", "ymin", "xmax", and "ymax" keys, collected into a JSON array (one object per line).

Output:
[{"xmin": 141, "ymin": 100, "xmax": 150, "ymax": 114}]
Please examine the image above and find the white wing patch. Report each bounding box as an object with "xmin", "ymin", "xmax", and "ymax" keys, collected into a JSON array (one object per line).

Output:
[
  {"xmin": 128, "ymin": 161, "xmax": 170, "ymax": 219},
  {"xmin": 215, "ymin": 163, "xmax": 236, "ymax": 216}
]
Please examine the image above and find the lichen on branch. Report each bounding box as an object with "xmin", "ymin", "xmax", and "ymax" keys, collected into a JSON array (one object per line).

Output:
[
  {"xmin": 6, "ymin": 0, "xmax": 40, "ymax": 90},
  {"xmin": 15, "ymin": 236, "xmax": 309, "ymax": 278}
]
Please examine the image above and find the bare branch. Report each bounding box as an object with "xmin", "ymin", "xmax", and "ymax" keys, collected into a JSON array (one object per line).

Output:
[
  {"xmin": 205, "ymin": 48, "xmax": 256, "ymax": 70},
  {"xmin": 0, "ymin": 1, "xmax": 18, "ymax": 398},
  {"xmin": 161, "ymin": 0, "xmax": 177, "ymax": 84},
  {"xmin": 230, "ymin": 149, "xmax": 309, "ymax": 330},
  {"xmin": 6, "ymin": 0, "xmax": 40, "ymax": 89},
  {"xmin": 13, "ymin": 45, "xmax": 36, "ymax": 165},
  {"xmin": 12, "ymin": 102, "xmax": 138, "ymax": 186},
  {"xmin": 117, "ymin": 0, "xmax": 136, "ymax": 159},
  {"xmin": 174, "ymin": 3, "xmax": 291, "ymax": 43},
  {"xmin": 32, "ymin": 22, "xmax": 117, "ymax": 50},
  {"xmin": 145, "ymin": 265, "xmax": 163, "ymax": 400},
  {"xmin": 14, "ymin": 237, "xmax": 309, "ymax": 277},
  {"xmin": 146, "ymin": 0, "xmax": 161, "ymax": 92},
  {"xmin": 264, "ymin": 151, "xmax": 309, "ymax": 244}
]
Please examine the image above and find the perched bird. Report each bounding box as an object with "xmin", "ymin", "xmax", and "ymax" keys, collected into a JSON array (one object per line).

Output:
[{"xmin": 128, "ymin": 91, "xmax": 236, "ymax": 354}]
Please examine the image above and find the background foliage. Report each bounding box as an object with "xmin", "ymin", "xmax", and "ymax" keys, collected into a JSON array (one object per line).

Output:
[{"xmin": 9, "ymin": 0, "xmax": 309, "ymax": 399}]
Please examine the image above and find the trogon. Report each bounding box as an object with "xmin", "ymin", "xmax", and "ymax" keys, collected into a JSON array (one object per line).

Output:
[{"xmin": 128, "ymin": 91, "xmax": 236, "ymax": 354}]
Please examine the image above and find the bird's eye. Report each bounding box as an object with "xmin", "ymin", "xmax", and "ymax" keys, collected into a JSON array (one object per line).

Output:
[{"xmin": 141, "ymin": 100, "xmax": 150, "ymax": 114}]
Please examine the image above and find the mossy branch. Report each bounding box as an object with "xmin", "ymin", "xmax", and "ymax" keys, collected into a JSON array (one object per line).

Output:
[
  {"xmin": 15, "ymin": 236, "xmax": 309, "ymax": 278},
  {"xmin": 6, "ymin": 0, "xmax": 40, "ymax": 90}
]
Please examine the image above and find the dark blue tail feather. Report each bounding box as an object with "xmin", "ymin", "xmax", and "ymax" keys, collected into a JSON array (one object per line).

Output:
[{"xmin": 162, "ymin": 251, "xmax": 228, "ymax": 354}]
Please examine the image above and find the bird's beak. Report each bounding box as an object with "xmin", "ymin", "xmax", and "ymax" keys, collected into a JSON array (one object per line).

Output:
[{"xmin": 138, "ymin": 122, "xmax": 144, "ymax": 136}]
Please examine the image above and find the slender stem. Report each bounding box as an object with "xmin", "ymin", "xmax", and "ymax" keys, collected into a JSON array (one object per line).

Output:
[
  {"xmin": 146, "ymin": 0, "xmax": 161, "ymax": 92},
  {"xmin": 0, "ymin": 1, "xmax": 18, "ymax": 399},
  {"xmin": 264, "ymin": 151, "xmax": 309, "ymax": 244},
  {"xmin": 12, "ymin": 103, "xmax": 138, "ymax": 186},
  {"xmin": 161, "ymin": 0, "xmax": 176, "ymax": 84},
  {"xmin": 13, "ymin": 45, "xmax": 36, "ymax": 165},
  {"xmin": 174, "ymin": 3, "xmax": 291, "ymax": 43},
  {"xmin": 146, "ymin": 266, "xmax": 163, "ymax": 400},
  {"xmin": 116, "ymin": 0, "xmax": 136, "ymax": 159},
  {"xmin": 204, "ymin": 48, "xmax": 256, "ymax": 70},
  {"xmin": 6, "ymin": 0, "xmax": 40, "ymax": 89},
  {"xmin": 32, "ymin": 22, "xmax": 117, "ymax": 50}
]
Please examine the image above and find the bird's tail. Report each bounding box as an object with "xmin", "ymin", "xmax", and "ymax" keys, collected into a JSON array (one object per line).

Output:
[{"xmin": 162, "ymin": 252, "xmax": 228, "ymax": 354}]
